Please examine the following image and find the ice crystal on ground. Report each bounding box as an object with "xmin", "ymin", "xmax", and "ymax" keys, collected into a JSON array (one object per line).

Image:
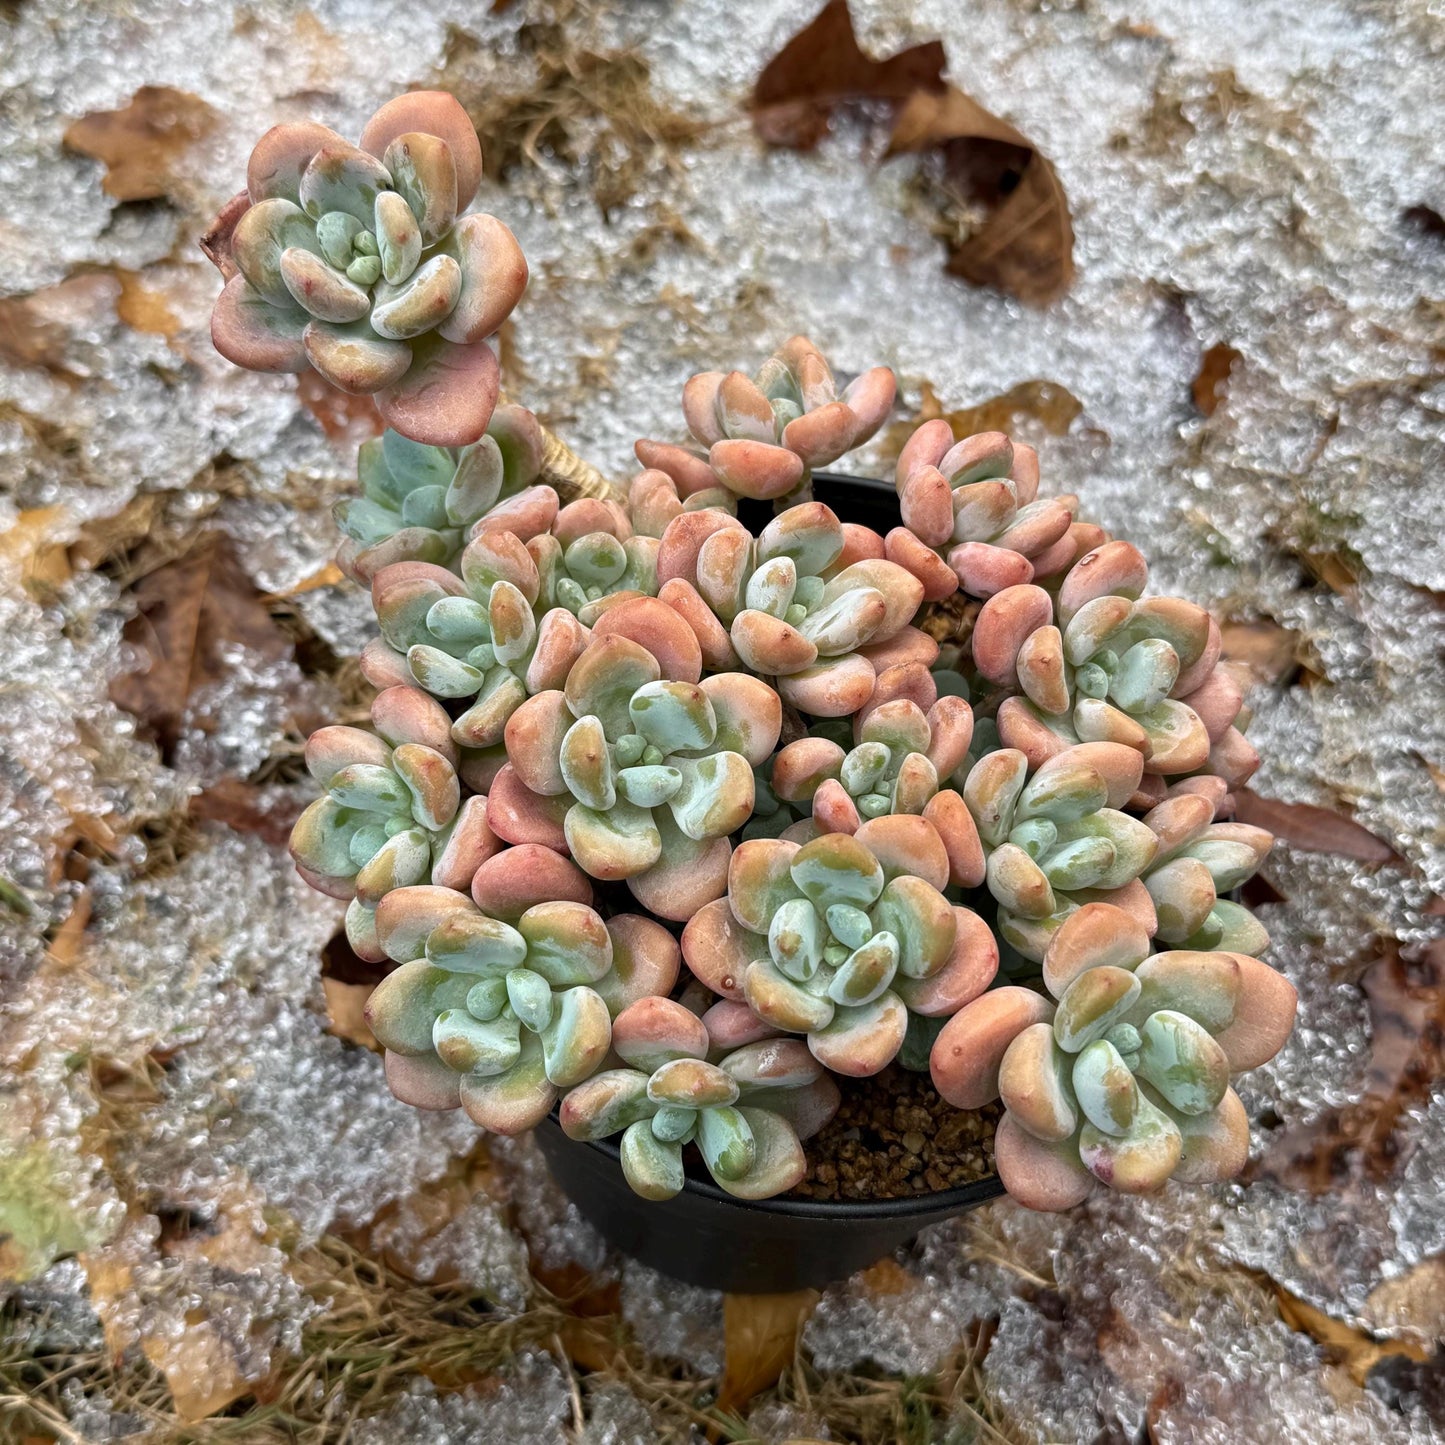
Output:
[{"xmin": 1, "ymin": 0, "xmax": 1442, "ymax": 1436}]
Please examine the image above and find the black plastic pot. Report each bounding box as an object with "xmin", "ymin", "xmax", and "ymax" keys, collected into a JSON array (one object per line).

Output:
[
  {"xmin": 534, "ymin": 1112, "xmax": 1006, "ymax": 1293},
  {"xmin": 531, "ymin": 469, "xmax": 1006, "ymax": 1295}
]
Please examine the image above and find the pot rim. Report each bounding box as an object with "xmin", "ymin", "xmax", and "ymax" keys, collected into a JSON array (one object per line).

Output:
[{"xmin": 551, "ymin": 1116, "xmax": 1008, "ymax": 1218}]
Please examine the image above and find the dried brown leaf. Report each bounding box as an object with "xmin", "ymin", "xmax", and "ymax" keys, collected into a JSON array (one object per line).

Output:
[
  {"xmin": 0, "ymin": 273, "xmax": 119, "ymax": 379},
  {"xmin": 878, "ymin": 379, "xmax": 1083, "ymax": 469},
  {"xmin": 1219, "ymin": 620, "xmax": 1306, "ymax": 687},
  {"xmin": 718, "ymin": 1288, "xmax": 820, "ymax": 1412},
  {"xmin": 1252, "ymin": 941, "xmax": 1445, "ymax": 1192},
  {"xmin": 109, "ymin": 534, "xmax": 292, "ymax": 761},
  {"xmin": 113, "ymin": 269, "xmax": 182, "ymax": 338},
  {"xmin": 1233, "ymin": 789, "xmax": 1401, "ymax": 864},
  {"xmin": 63, "ymin": 85, "xmax": 217, "ymax": 202},
  {"xmin": 0, "ymin": 505, "xmax": 74, "ymax": 595},
  {"xmin": 750, "ymin": 0, "xmax": 945, "ymax": 149},
  {"xmin": 751, "ymin": 1, "xmax": 1073, "ymax": 303},
  {"xmin": 1273, "ymin": 1284, "xmax": 1429, "ymax": 1387},
  {"xmin": 887, "ymin": 86, "xmax": 1075, "ymax": 305},
  {"xmin": 1193, "ymin": 342, "xmax": 1242, "ymax": 415},
  {"xmin": 322, "ymin": 978, "xmax": 379, "ymax": 1052},
  {"xmin": 188, "ymin": 777, "xmax": 301, "ymax": 848}
]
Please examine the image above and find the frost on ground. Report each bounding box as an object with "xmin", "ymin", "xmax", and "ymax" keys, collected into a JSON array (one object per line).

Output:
[{"xmin": 0, "ymin": 0, "xmax": 1442, "ymax": 1441}]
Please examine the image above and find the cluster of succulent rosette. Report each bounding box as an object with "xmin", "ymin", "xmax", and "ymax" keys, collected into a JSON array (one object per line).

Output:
[{"xmin": 208, "ymin": 95, "xmax": 1297, "ymax": 1210}]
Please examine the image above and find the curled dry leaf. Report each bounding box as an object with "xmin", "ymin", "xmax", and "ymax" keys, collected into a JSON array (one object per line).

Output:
[
  {"xmin": 1233, "ymin": 789, "xmax": 1401, "ymax": 864},
  {"xmin": 109, "ymin": 534, "xmax": 293, "ymax": 762},
  {"xmin": 1272, "ymin": 1283, "xmax": 1429, "ymax": 1387},
  {"xmin": 63, "ymin": 85, "xmax": 218, "ymax": 202},
  {"xmin": 751, "ymin": 0, "xmax": 1074, "ymax": 304},
  {"xmin": 1193, "ymin": 342, "xmax": 1243, "ymax": 416},
  {"xmin": 1252, "ymin": 941, "xmax": 1443, "ymax": 1193},
  {"xmin": 886, "ymin": 85, "xmax": 1075, "ymax": 305},
  {"xmin": 719, "ymin": 1288, "xmax": 821, "ymax": 1411},
  {"xmin": 750, "ymin": 0, "xmax": 945, "ymax": 148}
]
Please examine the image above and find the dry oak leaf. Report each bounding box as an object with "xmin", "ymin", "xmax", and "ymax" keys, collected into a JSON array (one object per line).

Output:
[
  {"xmin": 1193, "ymin": 342, "xmax": 1242, "ymax": 415},
  {"xmin": 63, "ymin": 85, "xmax": 218, "ymax": 202},
  {"xmin": 750, "ymin": 0, "xmax": 945, "ymax": 149},
  {"xmin": 879, "ymin": 378, "xmax": 1083, "ymax": 469},
  {"xmin": 886, "ymin": 84, "xmax": 1075, "ymax": 305},
  {"xmin": 109, "ymin": 533, "xmax": 292, "ymax": 761},
  {"xmin": 719, "ymin": 1288, "xmax": 820, "ymax": 1412},
  {"xmin": 1273, "ymin": 1284, "xmax": 1429, "ymax": 1387},
  {"xmin": 0, "ymin": 272, "xmax": 120, "ymax": 379},
  {"xmin": 1233, "ymin": 789, "xmax": 1401, "ymax": 865}
]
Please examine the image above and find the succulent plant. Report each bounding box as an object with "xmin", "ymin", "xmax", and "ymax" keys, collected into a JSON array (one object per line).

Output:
[
  {"xmin": 681, "ymin": 832, "xmax": 998, "ymax": 1076},
  {"xmin": 958, "ymin": 741, "xmax": 1170, "ymax": 963},
  {"xmin": 290, "ymin": 686, "xmax": 501, "ymax": 950},
  {"xmin": 656, "ymin": 501, "xmax": 925, "ymax": 717},
  {"xmin": 636, "ymin": 336, "xmax": 896, "ymax": 503},
  {"xmin": 362, "ymin": 540, "xmax": 590, "ymax": 751},
  {"xmin": 499, "ymin": 599, "xmax": 782, "ymax": 918},
  {"xmin": 559, "ymin": 997, "xmax": 840, "ymax": 1200},
  {"xmin": 973, "ymin": 543, "xmax": 1258, "ymax": 801},
  {"xmin": 627, "ymin": 467, "xmax": 736, "ymax": 539},
  {"xmin": 890, "ymin": 422, "xmax": 1091, "ymax": 601},
  {"xmin": 768, "ymin": 694, "xmax": 975, "ymax": 838},
  {"xmin": 929, "ymin": 902, "xmax": 1297, "ymax": 1208},
  {"xmin": 366, "ymin": 885, "xmax": 680, "ymax": 1132},
  {"xmin": 334, "ymin": 406, "xmax": 544, "ymax": 582},
  {"xmin": 205, "ymin": 93, "xmax": 527, "ymax": 445},
  {"xmin": 528, "ymin": 497, "xmax": 660, "ymax": 622},
  {"xmin": 1139, "ymin": 793, "xmax": 1273, "ymax": 954}
]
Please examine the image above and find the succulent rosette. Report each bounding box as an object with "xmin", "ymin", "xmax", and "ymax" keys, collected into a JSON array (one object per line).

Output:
[
  {"xmin": 362, "ymin": 538, "xmax": 590, "ymax": 753},
  {"xmin": 656, "ymin": 501, "xmax": 924, "ymax": 717},
  {"xmin": 682, "ymin": 832, "xmax": 998, "ymax": 1076},
  {"xmin": 635, "ymin": 336, "xmax": 896, "ymax": 503},
  {"xmin": 973, "ymin": 542, "xmax": 1258, "ymax": 803},
  {"xmin": 290, "ymin": 685, "xmax": 501, "ymax": 944},
  {"xmin": 498, "ymin": 598, "xmax": 782, "ymax": 919},
  {"xmin": 527, "ymin": 497, "xmax": 660, "ymax": 623},
  {"xmin": 957, "ymin": 740, "xmax": 1173, "ymax": 962},
  {"xmin": 365, "ymin": 884, "xmax": 679, "ymax": 1132},
  {"xmin": 890, "ymin": 421, "xmax": 1091, "ymax": 601},
  {"xmin": 205, "ymin": 92, "xmax": 527, "ymax": 445},
  {"xmin": 559, "ymin": 997, "xmax": 840, "ymax": 1200},
  {"xmin": 334, "ymin": 406, "xmax": 544, "ymax": 582},
  {"xmin": 768, "ymin": 694, "xmax": 976, "ymax": 840},
  {"xmin": 930, "ymin": 902, "xmax": 1297, "ymax": 1209},
  {"xmin": 1140, "ymin": 793, "xmax": 1273, "ymax": 954},
  {"xmin": 627, "ymin": 467, "xmax": 736, "ymax": 539}
]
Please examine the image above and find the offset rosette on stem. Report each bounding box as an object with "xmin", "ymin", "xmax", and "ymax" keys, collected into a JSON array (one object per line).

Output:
[
  {"xmin": 366, "ymin": 885, "xmax": 679, "ymax": 1131},
  {"xmin": 930, "ymin": 902, "xmax": 1297, "ymax": 1209},
  {"xmin": 527, "ymin": 495, "xmax": 659, "ymax": 623},
  {"xmin": 627, "ymin": 467, "xmax": 736, "ymax": 539},
  {"xmin": 891, "ymin": 421, "xmax": 1088, "ymax": 601},
  {"xmin": 974, "ymin": 541, "xmax": 1258, "ymax": 798},
  {"xmin": 363, "ymin": 537, "xmax": 589, "ymax": 751},
  {"xmin": 559, "ymin": 997, "xmax": 840, "ymax": 1200},
  {"xmin": 334, "ymin": 407, "xmax": 544, "ymax": 581},
  {"xmin": 205, "ymin": 92, "xmax": 527, "ymax": 445},
  {"xmin": 499, "ymin": 599, "xmax": 782, "ymax": 919},
  {"xmin": 768, "ymin": 694, "xmax": 975, "ymax": 844},
  {"xmin": 961, "ymin": 742, "xmax": 1163, "ymax": 962},
  {"xmin": 682, "ymin": 833, "xmax": 997, "ymax": 1076},
  {"xmin": 636, "ymin": 336, "xmax": 895, "ymax": 503},
  {"xmin": 657, "ymin": 501, "xmax": 923, "ymax": 717},
  {"xmin": 290, "ymin": 685, "xmax": 500, "ymax": 944},
  {"xmin": 1139, "ymin": 793, "xmax": 1272, "ymax": 954}
]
